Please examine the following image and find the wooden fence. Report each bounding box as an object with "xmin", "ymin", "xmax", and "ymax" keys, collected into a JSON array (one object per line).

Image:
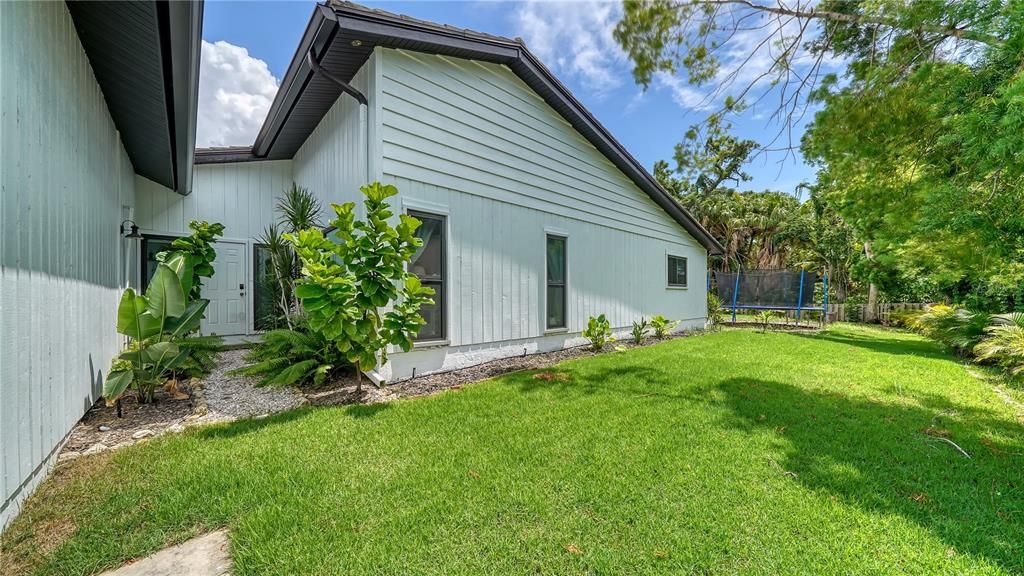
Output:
[{"xmin": 826, "ymin": 302, "xmax": 930, "ymax": 324}]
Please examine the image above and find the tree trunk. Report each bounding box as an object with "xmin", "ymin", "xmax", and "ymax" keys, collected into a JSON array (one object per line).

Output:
[
  {"xmin": 354, "ymin": 363, "xmax": 362, "ymax": 394},
  {"xmin": 862, "ymin": 242, "xmax": 878, "ymax": 323}
]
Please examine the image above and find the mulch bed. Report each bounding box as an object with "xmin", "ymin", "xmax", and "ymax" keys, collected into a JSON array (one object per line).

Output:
[{"xmin": 60, "ymin": 384, "xmax": 199, "ymax": 462}]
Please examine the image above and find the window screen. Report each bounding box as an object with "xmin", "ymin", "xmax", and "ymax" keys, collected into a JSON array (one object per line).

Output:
[
  {"xmin": 409, "ymin": 211, "xmax": 445, "ymax": 341},
  {"xmin": 546, "ymin": 235, "xmax": 567, "ymax": 329},
  {"xmin": 667, "ymin": 255, "xmax": 688, "ymax": 288}
]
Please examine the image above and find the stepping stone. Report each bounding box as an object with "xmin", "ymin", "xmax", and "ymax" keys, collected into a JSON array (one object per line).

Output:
[{"xmin": 100, "ymin": 530, "xmax": 231, "ymax": 576}]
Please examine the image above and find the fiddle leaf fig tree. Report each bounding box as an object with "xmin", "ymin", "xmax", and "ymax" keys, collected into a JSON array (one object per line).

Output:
[
  {"xmin": 159, "ymin": 220, "xmax": 226, "ymax": 300},
  {"xmin": 286, "ymin": 182, "xmax": 434, "ymax": 392}
]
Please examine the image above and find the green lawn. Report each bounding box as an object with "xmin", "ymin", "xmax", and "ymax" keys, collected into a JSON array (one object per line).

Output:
[{"xmin": 4, "ymin": 325, "xmax": 1023, "ymax": 575}]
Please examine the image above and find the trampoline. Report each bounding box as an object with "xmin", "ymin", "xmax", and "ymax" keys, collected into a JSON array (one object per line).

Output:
[{"xmin": 710, "ymin": 269, "xmax": 828, "ymax": 324}]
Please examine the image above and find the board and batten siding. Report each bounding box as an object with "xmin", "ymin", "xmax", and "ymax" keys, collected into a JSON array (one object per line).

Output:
[
  {"xmin": 135, "ymin": 160, "xmax": 294, "ymax": 239},
  {"xmin": 293, "ymin": 58, "xmax": 375, "ymax": 211},
  {"xmin": 374, "ymin": 48, "xmax": 706, "ymax": 379},
  {"xmin": 1, "ymin": 0, "xmax": 137, "ymax": 528}
]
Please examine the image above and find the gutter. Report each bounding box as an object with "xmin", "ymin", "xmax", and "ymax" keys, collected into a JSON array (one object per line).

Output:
[{"xmin": 304, "ymin": 40, "xmax": 372, "ymax": 189}]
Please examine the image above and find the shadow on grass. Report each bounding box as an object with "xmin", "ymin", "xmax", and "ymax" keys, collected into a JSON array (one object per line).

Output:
[
  {"xmin": 797, "ymin": 330, "xmax": 952, "ymax": 360},
  {"xmin": 196, "ymin": 409, "xmax": 312, "ymax": 440},
  {"xmin": 195, "ymin": 401, "xmax": 392, "ymax": 441},
  {"xmin": 509, "ymin": 363, "xmax": 689, "ymax": 402},
  {"xmin": 714, "ymin": 377, "xmax": 1024, "ymax": 573}
]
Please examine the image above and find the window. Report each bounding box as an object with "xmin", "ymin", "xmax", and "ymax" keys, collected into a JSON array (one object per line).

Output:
[
  {"xmin": 253, "ymin": 244, "xmax": 282, "ymax": 331},
  {"xmin": 140, "ymin": 235, "xmax": 179, "ymax": 291},
  {"xmin": 546, "ymin": 234, "xmax": 567, "ymax": 330},
  {"xmin": 409, "ymin": 211, "xmax": 445, "ymax": 341},
  {"xmin": 667, "ymin": 255, "xmax": 688, "ymax": 288}
]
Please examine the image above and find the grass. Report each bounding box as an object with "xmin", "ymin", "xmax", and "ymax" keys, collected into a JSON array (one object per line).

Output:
[{"xmin": 3, "ymin": 324, "xmax": 1022, "ymax": 575}]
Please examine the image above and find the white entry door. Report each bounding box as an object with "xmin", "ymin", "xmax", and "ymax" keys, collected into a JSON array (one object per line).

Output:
[{"xmin": 201, "ymin": 241, "xmax": 247, "ymax": 336}]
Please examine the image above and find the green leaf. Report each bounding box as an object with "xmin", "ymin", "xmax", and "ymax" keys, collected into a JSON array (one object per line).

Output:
[
  {"xmin": 116, "ymin": 289, "xmax": 161, "ymax": 341},
  {"xmin": 163, "ymin": 251, "xmax": 194, "ymax": 298},
  {"xmin": 144, "ymin": 341, "xmax": 181, "ymax": 364},
  {"xmin": 295, "ymin": 284, "xmax": 326, "ymax": 299},
  {"xmin": 146, "ymin": 264, "xmax": 186, "ymax": 319},
  {"xmin": 165, "ymin": 299, "xmax": 209, "ymax": 338},
  {"xmin": 103, "ymin": 370, "xmax": 134, "ymax": 406}
]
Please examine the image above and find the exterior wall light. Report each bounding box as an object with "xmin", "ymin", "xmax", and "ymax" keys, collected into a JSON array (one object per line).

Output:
[{"xmin": 120, "ymin": 219, "xmax": 142, "ymax": 239}]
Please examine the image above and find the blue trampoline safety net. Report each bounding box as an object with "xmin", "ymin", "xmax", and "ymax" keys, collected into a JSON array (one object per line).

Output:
[{"xmin": 713, "ymin": 270, "xmax": 818, "ymax": 310}]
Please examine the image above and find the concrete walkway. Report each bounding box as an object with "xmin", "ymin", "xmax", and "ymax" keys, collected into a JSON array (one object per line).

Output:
[{"xmin": 100, "ymin": 530, "xmax": 231, "ymax": 576}]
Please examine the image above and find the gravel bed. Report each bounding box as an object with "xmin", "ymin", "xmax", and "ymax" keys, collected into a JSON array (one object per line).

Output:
[{"xmin": 200, "ymin": 349, "xmax": 306, "ymax": 420}]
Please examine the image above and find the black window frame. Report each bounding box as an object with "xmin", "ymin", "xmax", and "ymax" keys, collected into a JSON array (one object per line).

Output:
[
  {"xmin": 667, "ymin": 254, "xmax": 688, "ymax": 288},
  {"xmin": 546, "ymin": 234, "xmax": 568, "ymax": 330},
  {"xmin": 140, "ymin": 234, "xmax": 180, "ymax": 292},
  {"xmin": 252, "ymin": 242, "xmax": 282, "ymax": 332},
  {"xmin": 408, "ymin": 210, "xmax": 447, "ymax": 342}
]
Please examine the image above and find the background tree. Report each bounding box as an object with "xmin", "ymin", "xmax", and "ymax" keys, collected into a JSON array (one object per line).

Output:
[{"xmin": 620, "ymin": 0, "xmax": 1024, "ymax": 310}]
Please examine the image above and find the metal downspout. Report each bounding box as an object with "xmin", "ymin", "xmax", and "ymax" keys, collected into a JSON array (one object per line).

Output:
[{"xmin": 305, "ymin": 47, "xmax": 371, "ymax": 184}]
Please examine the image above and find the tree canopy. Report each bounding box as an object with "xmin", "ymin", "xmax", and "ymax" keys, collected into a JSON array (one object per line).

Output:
[{"xmin": 618, "ymin": 0, "xmax": 1024, "ymax": 310}]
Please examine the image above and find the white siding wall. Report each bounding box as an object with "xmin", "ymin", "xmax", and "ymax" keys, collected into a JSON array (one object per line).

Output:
[
  {"xmin": 135, "ymin": 161, "xmax": 293, "ymax": 238},
  {"xmin": 293, "ymin": 58, "xmax": 373, "ymax": 210},
  {"xmin": 376, "ymin": 49, "xmax": 707, "ymax": 380},
  {"xmin": 0, "ymin": 1, "xmax": 137, "ymax": 528}
]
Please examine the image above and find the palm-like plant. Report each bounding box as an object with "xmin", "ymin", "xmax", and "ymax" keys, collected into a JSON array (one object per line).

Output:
[
  {"xmin": 974, "ymin": 313, "xmax": 1024, "ymax": 376},
  {"xmin": 916, "ymin": 305, "xmax": 991, "ymax": 355},
  {"xmin": 707, "ymin": 293, "xmax": 724, "ymax": 328},
  {"xmin": 277, "ymin": 183, "xmax": 322, "ymax": 232},
  {"xmin": 232, "ymin": 327, "xmax": 346, "ymax": 387}
]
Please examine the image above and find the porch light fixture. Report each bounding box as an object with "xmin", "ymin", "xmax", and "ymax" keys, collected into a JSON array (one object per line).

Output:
[
  {"xmin": 351, "ymin": 39, "xmax": 362, "ymax": 47},
  {"xmin": 120, "ymin": 219, "xmax": 142, "ymax": 239}
]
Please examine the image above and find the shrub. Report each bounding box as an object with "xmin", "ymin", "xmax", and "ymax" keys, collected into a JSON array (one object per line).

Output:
[
  {"xmin": 974, "ymin": 313, "xmax": 1024, "ymax": 376},
  {"xmin": 707, "ymin": 293, "xmax": 724, "ymax": 328},
  {"xmin": 885, "ymin": 308, "xmax": 924, "ymax": 329},
  {"xmin": 234, "ymin": 326, "xmax": 346, "ymax": 387},
  {"xmin": 916, "ymin": 304, "xmax": 991, "ymax": 355},
  {"xmin": 631, "ymin": 317, "xmax": 649, "ymax": 344},
  {"xmin": 583, "ymin": 314, "xmax": 614, "ymax": 350},
  {"xmin": 755, "ymin": 310, "xmax": 779, "ymax": 333},
  {"xmin": 650, "ymin": 315, "xmax": 679, "ymax": 338},
  {"xmin": 286, "ymin": 182, "xmax": 434, "ymax": 391}
]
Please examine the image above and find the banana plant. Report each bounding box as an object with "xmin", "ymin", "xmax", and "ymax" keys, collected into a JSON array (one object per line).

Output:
[{"xmin": 104, "ymin": 261, "xmax": 208, "ymax": 405}]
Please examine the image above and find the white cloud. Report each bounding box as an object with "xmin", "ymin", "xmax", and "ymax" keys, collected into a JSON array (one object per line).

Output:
[
  {"xmin": 196, "ymin": 40, "xmax": 279, "ymax": 148},
  {"xmin": 512, "ymin": 1, "xmax": 627, "ymax": 96}
]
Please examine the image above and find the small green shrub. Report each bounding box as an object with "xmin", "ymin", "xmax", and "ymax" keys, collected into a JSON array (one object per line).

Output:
[
  {"xmin": 583, "ymin": 314, "xmax": 614, "ymax": 350},
  {"xmin": 175, "ymin": 335, "xmax": 223, "ymax": 379},
  {"xmin": 887, "ymin": 308, "xmax": 924, "ymax": 329},
  {"xmin": 631, "ymin": 317, "xmax": 649, "ymax": 344},
  {"xmin": 755, "ymin": 310, "xmax": 779, "ymax": 333},
  {"xmin": 974, "ymin": 313, "xmax": 1024, "ymax": 376},
  {"xmin": 234, "ymin": 326, "xmax": 347, "ymax": 387},
  {"xmin": 707, "ymin": 293, "xmax": 724, "ymax": 328},
  {"xmin": 916, "ymin": 304, "xmax": 990, "ymax": 355},
  {"xmin": 650, "ymin": 315, "xmax": 679, "ymax": 338}
]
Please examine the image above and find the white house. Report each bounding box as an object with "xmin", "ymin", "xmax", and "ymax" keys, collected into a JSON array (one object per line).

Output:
[
  {"xmin": 0, "ymin": 0, "xmax": 722, "ymax": 528},
  {"xmin": 136, "ymin": 2, "xmax": 723, "ymax": 380}
]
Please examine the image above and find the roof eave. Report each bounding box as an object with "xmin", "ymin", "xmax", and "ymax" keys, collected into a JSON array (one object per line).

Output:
[
  {"xmin": 165, "ymin": 0, "xmax": 204, "ymax": 195},
  {"xmin": 248, "ymin": 2, "xmax": 724, "ymax": 255},
  {"xmin": 252, "ymin": 4, "xmax": 339, "ymax": 158}
]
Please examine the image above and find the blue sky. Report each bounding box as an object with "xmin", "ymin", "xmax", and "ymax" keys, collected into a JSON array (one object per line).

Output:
[{"xmin": 201, "ymin": 1, "xmax": 818, "ymax": 194}]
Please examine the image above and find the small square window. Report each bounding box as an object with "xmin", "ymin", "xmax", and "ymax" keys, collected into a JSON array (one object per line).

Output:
[{"xmin": 667, "ymin": 255, "xmax": 687, "ymax": 288}]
